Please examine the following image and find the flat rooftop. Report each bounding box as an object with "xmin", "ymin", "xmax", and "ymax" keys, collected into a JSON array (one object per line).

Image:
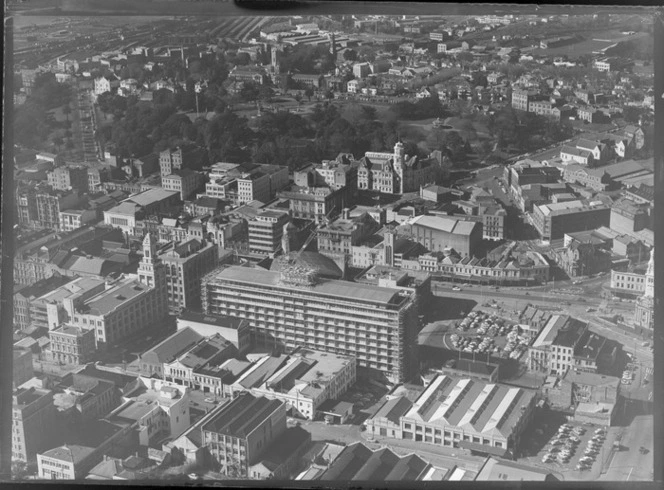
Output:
[
  {"xmin": 15, "ymin": 275, "xmax": 75, "ymax": 300},
  {"xmin": 476, "ymin": 456, "xmax": 555, "ymax": 481},
  {"xmin": 124, "ymin": 188, "xmax": 178, "ymax": 207},
  {"xmin": 13, "ymin": 387, "xmax": 50, "ymax": 408},
  {"xmin": 51, "ymin": 325, "xmax": 89, "ymax": 337},
  {"xmin": 207, "ymin": 266, "xmax": 408, "ymax": 307},
  {"xmin": 537, "ymin": 199, "xmax": 608, "ymax": 216},
  {"xmin": 84, "ymin": 277, "xmax": 151, "ymax": 316},
  {"xmin": 178, "ymin": 310, "xmax": 245, "ymax": 330},
  {"xmin": 409, "ymin": 215, "xmax": 477, "ymax": 236},
  {"xmin": 38, "ymin": 276, "xmax": 106, "ymax": 304},
  {"xmin": 110, "ymin": 386, "xmax": 183, "ymax": 424}
]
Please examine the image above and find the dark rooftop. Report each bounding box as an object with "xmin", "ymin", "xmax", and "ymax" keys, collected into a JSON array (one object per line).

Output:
[
  {"xmin": 320, "ymin": 442, "xmax": 430, "ymax": 481},
  {"xmin": 201, "ymin": 393, "xmax": 284, "ymax": 439}
]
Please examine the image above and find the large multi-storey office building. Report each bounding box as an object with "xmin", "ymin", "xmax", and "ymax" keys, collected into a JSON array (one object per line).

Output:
[{"xmin": 201, "ymin": 265, "xmax": 420, "ymax": 383}]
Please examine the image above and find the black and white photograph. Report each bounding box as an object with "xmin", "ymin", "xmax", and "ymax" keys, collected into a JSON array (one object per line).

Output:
[{"xmin": 2, "ymin": 1, "xmax": 660, "ymax": 484}]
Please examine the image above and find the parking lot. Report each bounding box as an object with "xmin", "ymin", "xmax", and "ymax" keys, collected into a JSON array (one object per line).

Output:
[
  {"xmin": 447, "ymin": 309, "xmax": 531, "ymax": 361},
  {"xmin": 339, "ymin": 376, "xmax": 391, "ymax": 422},
  {"xmin": 520, "ymin": 413, "xmax": 618, "ymax": 479}
]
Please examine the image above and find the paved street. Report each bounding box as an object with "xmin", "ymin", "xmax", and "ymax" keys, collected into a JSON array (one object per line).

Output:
[
  {"xmin": 296, "ymin": 418, "xmax": 484, "ymax": 475},
  {"xmin": 431, "ymin": 286, "xmax": 653, "ymax": 363},
  {"xmin": 600, "ymin": 414, "xmax": 653, "ymax": 481}
]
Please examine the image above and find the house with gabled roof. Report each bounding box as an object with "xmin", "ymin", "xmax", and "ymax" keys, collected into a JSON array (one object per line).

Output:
[
  {"xmin": 560, "ymin": 146, "xmax": 593, "ymax": 166},
  {"xmin": 575, "ymin": 139, "xmax": 610, "ymax": 163}
]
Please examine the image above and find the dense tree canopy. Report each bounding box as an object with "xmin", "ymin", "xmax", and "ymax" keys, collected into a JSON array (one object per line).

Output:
[
  {"xmin": 14, "ymin": 73, "xmax": 71, "ymax": 148},
  {"xmin": 390, "ymin": 93, "xmax": 447, "ymax": 120}
]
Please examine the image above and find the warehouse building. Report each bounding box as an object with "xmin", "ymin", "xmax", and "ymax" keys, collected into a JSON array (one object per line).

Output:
[{"xmin": 366, "ymin": 374, "xmax": 537, "ymax": 458}]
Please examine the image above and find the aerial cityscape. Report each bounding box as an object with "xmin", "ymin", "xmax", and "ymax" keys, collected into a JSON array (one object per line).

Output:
[{"xmin": 8, "ymin": 9, "xmax": 655, "ymax": 483}]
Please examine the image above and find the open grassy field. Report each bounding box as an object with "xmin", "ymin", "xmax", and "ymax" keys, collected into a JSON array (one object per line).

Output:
[{"xmin": 531, "ymin": 30, "xmax": 649, "ymax": 58}]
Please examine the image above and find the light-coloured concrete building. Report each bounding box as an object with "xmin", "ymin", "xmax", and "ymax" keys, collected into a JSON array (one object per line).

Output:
[
  {"xmin": 395, "ymin": 375, "xmax": 536, "ymax": 457},
  {"xmin": 161, "ymin": 169, "xmax": 205, "ymax": 201},
  {"xmin": 248, "ymin": 210, "xmax": 291, "ymax": 255},
  {"xmin": 158, "ymin": 238, "xmax": 218, "ymax": 313},
  {"xmin": 108, "ymin": 377, "xmax": 191, "ymax": 447},
  {"xmin": 201, "ymin": 265, "xmax": 420, "ymax": 383}
]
